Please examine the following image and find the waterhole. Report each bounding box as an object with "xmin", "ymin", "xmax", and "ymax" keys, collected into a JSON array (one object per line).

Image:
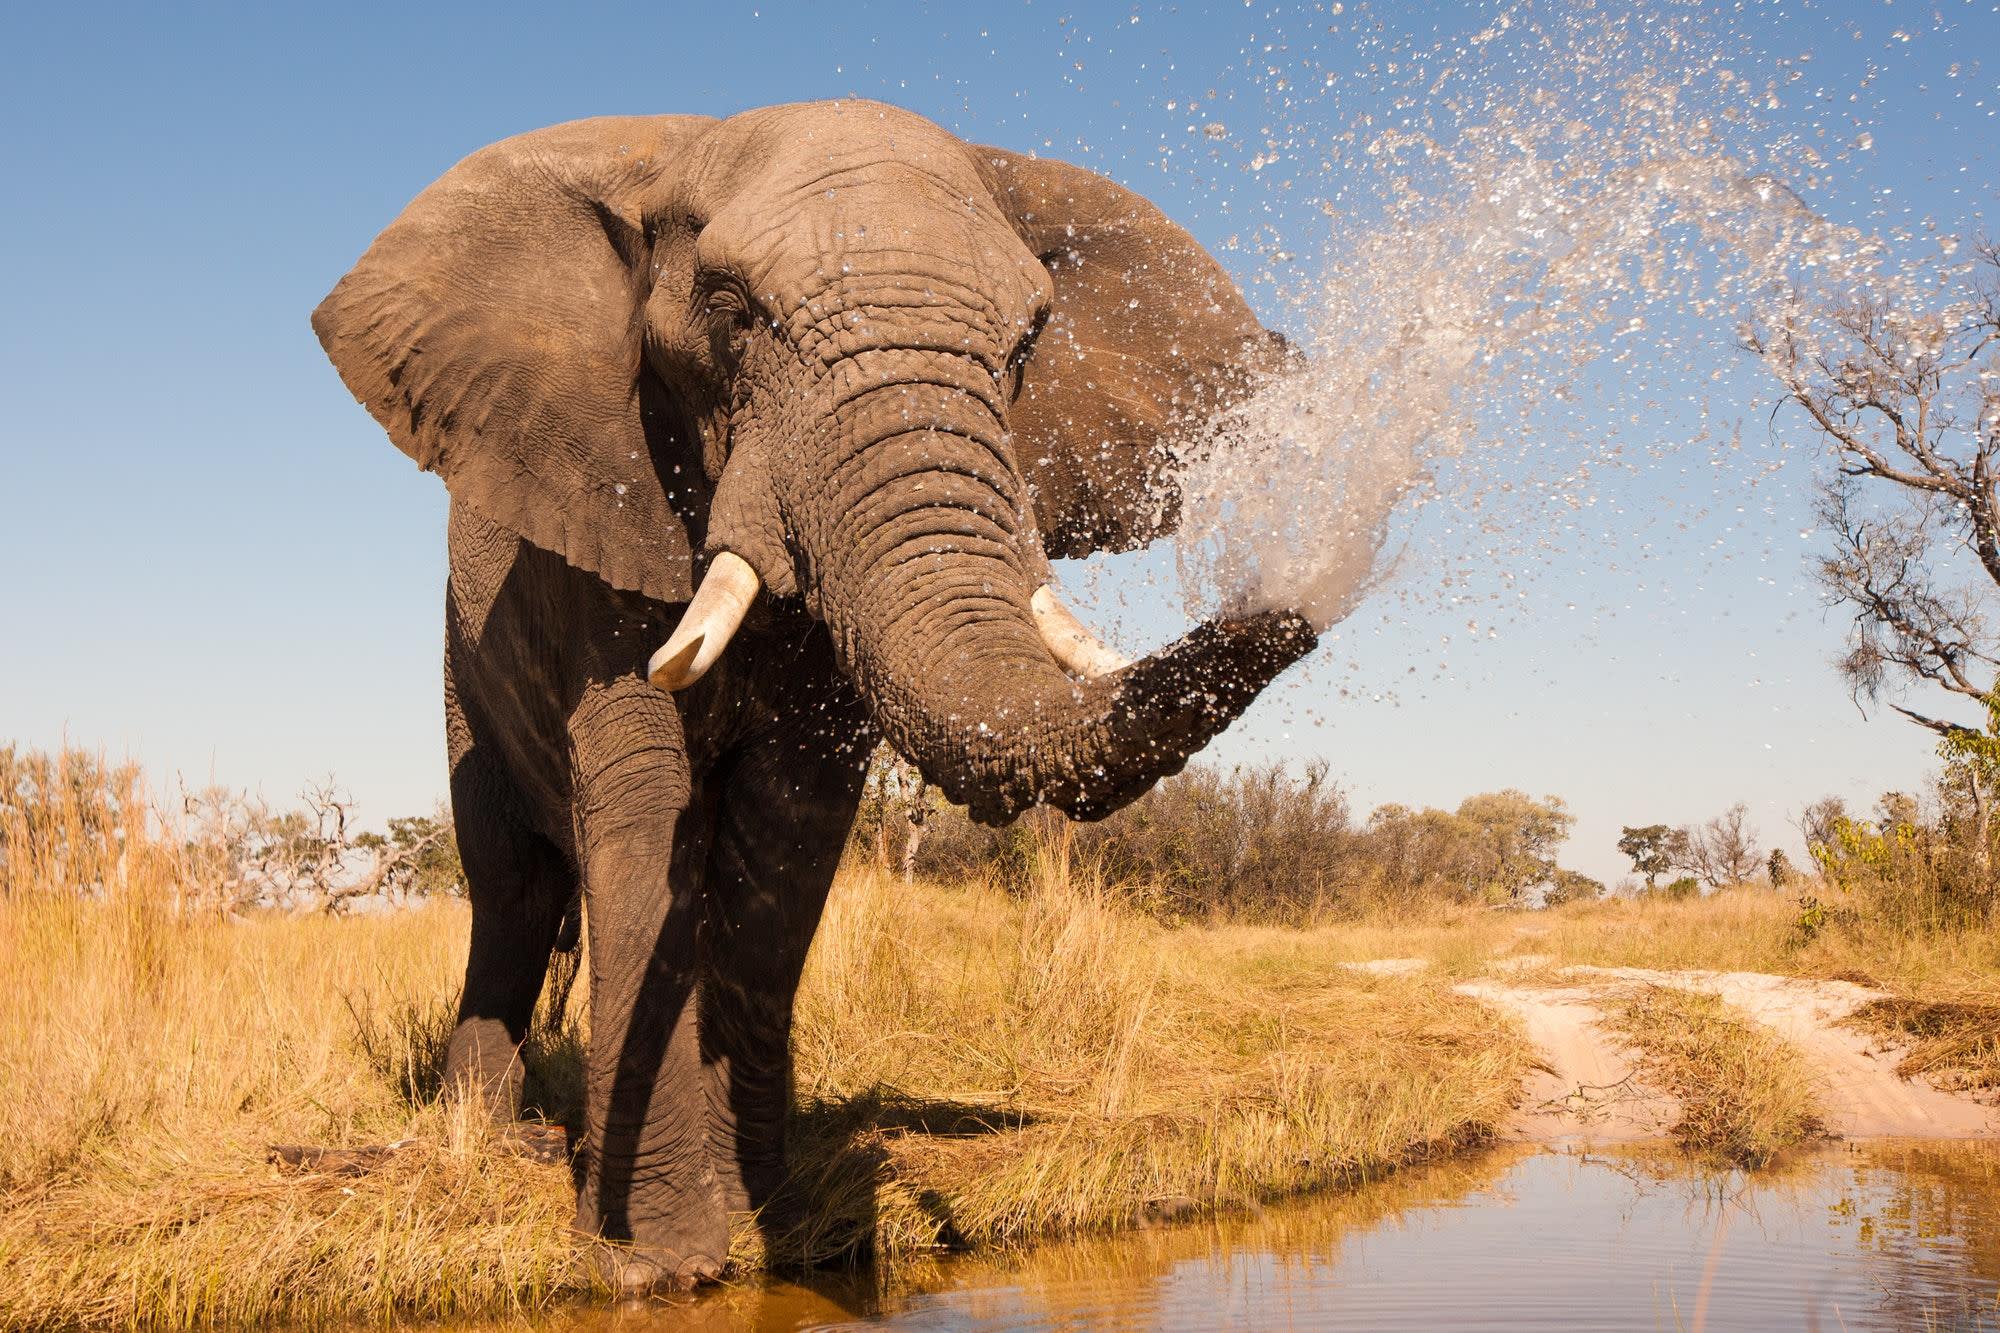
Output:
[{"xmin": 587, "ymin": 1141, "xmax": 2000, "ymax": 1330}]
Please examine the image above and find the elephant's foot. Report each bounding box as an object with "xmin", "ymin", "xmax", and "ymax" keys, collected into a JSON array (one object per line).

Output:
[
  {"xmin": 441, "ymin": 1018, "xmax": 528, "ymax": 1123},
  {"xmin": 591, "ymin": 1240, "xmax": 727, "ymax": 1295},
  {"xmin": 576, "ymin": 1181, "xmax": 732, "ymax": 1294}
]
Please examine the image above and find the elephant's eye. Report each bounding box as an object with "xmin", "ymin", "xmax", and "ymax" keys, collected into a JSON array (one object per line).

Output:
[
  {"xmin": 1002, "ymin": 310, "xmax": 1049, "ymax": 399},
  {"xmin": 703, "ymin": 284, "xmax": 754, "ymax": 364},
  {"xmin": 705, "ymin": 287, "xmax": 748, "ymax": 321}
]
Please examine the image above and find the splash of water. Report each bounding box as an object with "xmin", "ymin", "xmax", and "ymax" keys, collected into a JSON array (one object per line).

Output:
[{"xmin": 1169, "ymin": 7, "xmax": 1897, "ymax": 634}]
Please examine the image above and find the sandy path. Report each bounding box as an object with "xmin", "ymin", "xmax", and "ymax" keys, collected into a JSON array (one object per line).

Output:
[
  {"xmin": 1453, "ymin": 981, "xmax": 1679, "ymax": 1141},
  {"xmin": 1454, "ymin": 968, "xmax": 1995, "ymax": 1142},
  {"xmin": 1574, "ymin": 967, "xmax": 1994, "ymax": 1138}
]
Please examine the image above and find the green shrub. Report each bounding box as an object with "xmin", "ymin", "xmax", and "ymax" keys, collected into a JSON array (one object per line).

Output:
[
  {"xmin": 1813, "ymin": 785, "xmax": 1999, "ymax": 931},
  {"xmin": 1543, "ymin": 869, "xmax": 1605, "ymax": 908}
]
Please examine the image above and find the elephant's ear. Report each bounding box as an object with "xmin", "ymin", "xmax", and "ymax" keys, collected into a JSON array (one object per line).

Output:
[
  {"xmin": 971, "ymin": 147, "xmax": 1283, "ymax": 559},
  {"xmin": 313, "ymin": 115, "xmax": 714, "ymax": 604}
]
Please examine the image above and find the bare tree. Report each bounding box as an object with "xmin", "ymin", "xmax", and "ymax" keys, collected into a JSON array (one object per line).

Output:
[
  {"xmin": 1675, "ymin": 803, "xmax": 1763, "ymax": 889},
  {"xmin": 331, "ymin": 811, "xmax": 458, "ymax": 914},
  {"xmin": 176, "ymin": 779, "xmax": 469, "ymax": 914},
  {"xmin": 1748, "ymin": 241, "xmax": 2000, "ymax": 881},
  {"xmin": 292, "ymin": 779, "xmax": 355, "ymax": 905},
  {"xmin": 1792, "ymin": 796, "xmax": 1850, "ymax": 865},
  {"xmin": 854, "ymin": 747, "xmax": 935, "ymax": 879},
  {"xmin": 180, "ymin": 778, "xmax": 356, "ymax": 911}
]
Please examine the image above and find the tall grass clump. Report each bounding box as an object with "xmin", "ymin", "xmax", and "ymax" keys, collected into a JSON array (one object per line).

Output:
[
  {"xmin": 1606, "ymin": 985, "xmax": 1827, "ymax": 1166},
  {"xmin": 1403, "ymin": 886, "xmax": 1999, "ymax": 998},
  {"xmin": 0, "ymin": 749, "xmax": 594, "ymax": 1325},
  {"xmin": 1846, "ymin": 996, "xmax": 2000, "ymax": 1099}
]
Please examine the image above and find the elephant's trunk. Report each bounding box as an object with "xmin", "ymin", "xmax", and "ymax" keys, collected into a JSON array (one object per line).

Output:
[{"xmin": 807, "ymin": 376, "xmax": 1315, "ymax": 825}]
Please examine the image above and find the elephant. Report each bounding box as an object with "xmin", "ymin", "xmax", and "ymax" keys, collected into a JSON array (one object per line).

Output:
[{"xmin": 312, "ymin": 99, "xmax": 1316, "ymax": 1289}]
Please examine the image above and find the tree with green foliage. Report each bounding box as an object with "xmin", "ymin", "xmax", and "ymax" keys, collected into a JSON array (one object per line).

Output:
[
  {"xmin": 1617, "ymin": 824, "xmax": 1688, "ymax": 891},
  {"xmin": 1543, "ymin": 868, "xmax": 1605, "ymax": 908},
  {"xmin": 1455, "ymin": 790, "xmax": 1574, "ymax": 906}
]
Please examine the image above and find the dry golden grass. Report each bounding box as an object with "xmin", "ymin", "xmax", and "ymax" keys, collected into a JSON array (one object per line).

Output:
[
  {"xmin": 11, "ymin": 748, "xmax": 1992, "ymax": 1325},
  {"xmin": 777, "ymin": 843, "xmax": 1528, "ymax": 1267},
  {"xmin": 1305, "ymin": 887, "xmax": 2000, "ymax": 999},
  {"xmin": 1530, "ymin": 891, "xmax": 2000, "ymax": 997},
  {"xmin": 1845, "ymin": 996, "xmax": 2000, "ymax": 1099},
  {"xmin": 1603, "ymin": 985, "xmax": 1827, "ymax": 1166},
  {"xmin": 0, "ymin": 773, "xmax": 1530, "ymax": 1327},
  {"xmin": 0, "ymin": 888, "xmax": 595, "ymax": 1326}
]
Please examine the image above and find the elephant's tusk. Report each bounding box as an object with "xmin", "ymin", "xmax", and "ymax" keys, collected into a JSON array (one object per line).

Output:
[
  {"xmin": 649, "ymin": 552, "xmax": 762, "ymax": 691},
  {"xmin": 1031, "ymin": 585, "xmax": 1133, "ymax": 680}
]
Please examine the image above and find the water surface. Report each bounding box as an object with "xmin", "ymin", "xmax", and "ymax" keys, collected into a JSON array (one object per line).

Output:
[{"xmin": 596, "ymin": 1141, "xmax": 2000, "ymax": 1330}]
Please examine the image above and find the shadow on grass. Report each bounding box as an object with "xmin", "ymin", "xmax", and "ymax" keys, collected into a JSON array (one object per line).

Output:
[
  {"xmin": 344, "ymin": 972, "xmax": 1031, "ymax": 1274},
  {"xmin": 755, "ymin": 1089, "xmax": 1037, "ymax": 1271}
]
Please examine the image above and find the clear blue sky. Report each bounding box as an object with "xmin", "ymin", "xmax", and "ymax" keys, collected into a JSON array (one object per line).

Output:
[{"xmin": 2, "ymin": 2, "xmax": 1994, "ymax": 881}]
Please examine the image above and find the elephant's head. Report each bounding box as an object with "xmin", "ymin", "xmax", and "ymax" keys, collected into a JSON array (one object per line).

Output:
[{"xmin": 314, "ymin": 102, "xmax": 1314, "ymax": 823}]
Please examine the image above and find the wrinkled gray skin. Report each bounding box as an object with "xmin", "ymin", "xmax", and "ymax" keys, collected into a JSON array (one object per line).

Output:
[{"xmin": 314, "ymin": 101, "xmax": 1315, "ymax": 1288}]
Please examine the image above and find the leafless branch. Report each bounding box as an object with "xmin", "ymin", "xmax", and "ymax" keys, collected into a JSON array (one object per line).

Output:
[{"xmin": 1751, "ymin": 247, "xmax": 2000, "ymax": 729}]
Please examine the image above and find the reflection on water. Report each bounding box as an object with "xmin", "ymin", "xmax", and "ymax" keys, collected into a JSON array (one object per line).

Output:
[{"xmin": 587, "ymin": 1141, "xmax": 2000, "ymax": 1331}]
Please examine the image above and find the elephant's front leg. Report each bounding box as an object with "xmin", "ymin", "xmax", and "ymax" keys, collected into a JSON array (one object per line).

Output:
[
  {"xmin": 566, "ymin": 679, "xmax": 727, "ymax": 1290},
  {"xmin": 698, "ymin": 705, "xmax": 870, "ymax": 1223}
]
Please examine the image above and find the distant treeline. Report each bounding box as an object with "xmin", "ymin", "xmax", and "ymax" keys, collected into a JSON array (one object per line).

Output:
[
  {"xmin": 852, "ymin": 756, "xmax": 1595, "ymax": 922},
  {"xmin": 854, "ymin": 752, "xmax": 2000, "ymax": 930},
  {"xmin": 7, "ymin": 741, "xmax": 1992, "ymax": 931}
]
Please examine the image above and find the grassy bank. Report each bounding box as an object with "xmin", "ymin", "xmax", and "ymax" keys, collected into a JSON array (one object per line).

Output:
[
  {"xmin": 0, "ymin": 843, "xmax": 1528, "ymax": 1326},
  {"xmin": 1604, "ymin": 985, "xmax": 1827, "ymax": 1166},
  {"xmin": 779, "ymin": 853, "xmax": 1527, "ymax": 1262}
]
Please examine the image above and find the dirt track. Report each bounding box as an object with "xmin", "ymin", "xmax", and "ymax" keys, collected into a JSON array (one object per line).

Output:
[{"xmin": 1453, "ymin": 968, "xmax": 1995, "ymax": 1141}]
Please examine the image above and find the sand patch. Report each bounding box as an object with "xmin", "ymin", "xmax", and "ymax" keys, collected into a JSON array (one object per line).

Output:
[
  {"xmin": 1339, "ymin": 957, "xmax": 1429, "ymax": 976},
  {"xmin": 1571, "ymin": 967, "xmax": 1995, "ymax": 1139},
  {"xmin": 1447, "ymin": 967, "xmax": 1995, "ymax": 1142},
  {"xmin": 1453, "ymin": 981, "xmax": 1679, "ymax": 1142}
]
